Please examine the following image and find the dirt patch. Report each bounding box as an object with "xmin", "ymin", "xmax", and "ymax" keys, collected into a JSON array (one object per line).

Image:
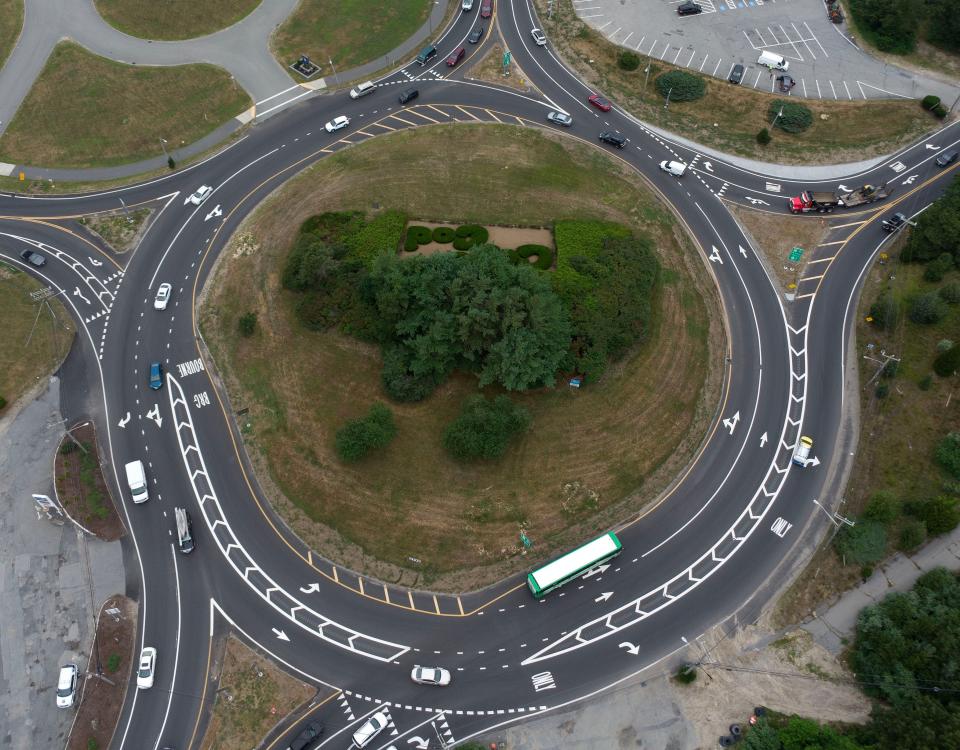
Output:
[
  {"xmin": 68, "ymin": 596, "xmax": 137, "ymax": 750},
  {"xmin": 405, "ymin": 220, "xmax": 554, "ymax": 256},
  {"xmin": 54, "ymin": 422, "xmax": 125, "ymax": 541},
  {"xmin": 676, "ymin": 625, "xmax": 870, "ymax": 747},
  {"xmin": 468, "ymin": 43, "xmax": 536, "ymax": 93},
  {"xmin": 200, "ymin": 635, "xmax": 323, "ymax": 750},
  {"xmin": 78, "ymin": 209, "xmax": 152, "ymax": 254}
]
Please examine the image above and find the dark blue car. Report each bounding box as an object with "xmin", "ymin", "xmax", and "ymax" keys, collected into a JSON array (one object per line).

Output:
[{"xmin": 149, "ymin": 362, "xmax": 163, "ymax": 390}]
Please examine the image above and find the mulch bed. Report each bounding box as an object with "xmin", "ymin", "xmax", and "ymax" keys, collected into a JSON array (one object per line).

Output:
[
  {"xmin": 54, "ymin": 421, "xmax": 125, "ymax": 540},
  {"xmin": 68, "ymin": 596, "xmax": 137, "ymax": 750}
]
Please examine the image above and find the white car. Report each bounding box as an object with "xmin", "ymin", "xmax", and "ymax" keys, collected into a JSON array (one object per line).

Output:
[
  {"xmin": 352, "ymin": 710, "xmax": 388, "ymax": 747},
  {"xmin": 411, "ymin": 665, "xmax": 451, "ymax": 686},
  {"xmin": 531, "ymin": 28, "xmax": 547, "ymax": 46},
  {"xmin": 56, "ymin": 664, "xmax": 78, "ymax": 708},
  {"xmin": 659, "ymin": 160, "xmax": 687, "ymax": 177},
  {"xmin": 792, "ymin": 436, "xmax": 813, "ymax": 466},
  {"xmin": 154, "ymin": 282, "xmax": 172, "ymax": 310},
  {"xmin": 185, "ymin": 185, "xmax": 212, "ymax": 206},
  {"xmin": 324, "ymin": 115, "xmax": 350, "ymax": 133},
  {"xmin": 136, "ymin": 646, "xmax": 156, "ymax": 689}
]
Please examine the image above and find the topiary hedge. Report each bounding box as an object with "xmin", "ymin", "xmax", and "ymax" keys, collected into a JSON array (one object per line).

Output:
[
  {"xmin": 768, "ymin": 100, "xmax": 813, "ymax": 133},
  {"xmin": 515, "ymin": 244, "xmax": 554, "ymax": 270},
  {"xmin": 654, "ymin": 70, "xmax": 705, "ymax": 102},
  {"xmin": 453, "ymin": 224, "xmax": 489, "ymax": 250},
  {"xmin": 432, "ymin": 226, "xmax": 456, "ymax": 244},
  {"xmin": 404, "ymin": 225, "xmax": 432, "ymax": 251}
]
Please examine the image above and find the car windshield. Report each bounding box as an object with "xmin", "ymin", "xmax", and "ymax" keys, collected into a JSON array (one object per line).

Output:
[
  {"xmin": 57, "ymin": 685, "xmax": 72, "ymax": 696},
  {"xmin": 139, "ymin": 664, "xmax": 150, "ymax": 676}
]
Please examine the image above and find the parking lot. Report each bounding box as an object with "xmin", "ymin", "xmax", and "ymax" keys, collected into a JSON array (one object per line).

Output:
[{"xmin": 573, "ymin": 0, "xmax": 953, "ymax": 101}]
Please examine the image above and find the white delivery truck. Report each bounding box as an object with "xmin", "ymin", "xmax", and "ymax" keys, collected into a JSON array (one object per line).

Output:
[
  {"xmin": 757, "ymin": 50, "xmax": 789, "ymax": 70},
  {"xmin": 124, "ymin": 460, "xmax": 149, "ymax": 504}
]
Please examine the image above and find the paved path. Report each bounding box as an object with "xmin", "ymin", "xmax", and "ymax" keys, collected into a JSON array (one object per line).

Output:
[{"xmin": 0, "ymin": 376, "xmax": 124, "ymax": 750}]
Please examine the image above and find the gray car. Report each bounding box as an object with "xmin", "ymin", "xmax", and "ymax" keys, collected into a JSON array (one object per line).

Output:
[
  {"xmin": 547, "ymin": 111, "xmax": 573, "ymax": 127},
  {"xmin": 936, "ymin": 149, "xmax": 958, "ymax": 167},
  {"xmin": 19, "ymin": 249, "xmax": 46, "ymax": 267}
]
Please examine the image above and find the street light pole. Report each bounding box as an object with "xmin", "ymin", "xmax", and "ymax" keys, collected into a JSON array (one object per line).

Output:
[
  {"xmin": 664, "ymin": 87, "xmax": 673, "ymax": 109},
  {"xmin": 770, "ymin": 106, "xmax": 784, "ymax": 129},
  {"xmin": 159, "ymin": 138, "xmax": 169, "ymax": 159},
  {"xmin": 328, "ymin": 57, "xmax": 339, "ymax": 86}
]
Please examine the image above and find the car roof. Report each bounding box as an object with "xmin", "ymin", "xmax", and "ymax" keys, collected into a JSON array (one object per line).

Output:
[{"xmin": 58, "ymin": 665, "xmax": 76, "ymax": 686}]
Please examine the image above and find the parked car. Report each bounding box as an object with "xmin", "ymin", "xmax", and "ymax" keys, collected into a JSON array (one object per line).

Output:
[
  {"xmin": 531, "ymin": 28, "xmax": 546, "ymax": 46},
  {"xmin": 411, "ymin": 665, "xmax": 452, "ymax": 685},
  {"xmin": 137, "ymin": 646, "xmax": 156, "ymax": 689},
  {"xmin": 56, "ymin": 664, "xmax": 78, "ymax": 708},
  {"xmin": 546, "ymin": 110, "xmax": 573, "ymax": 126},
  {"xmin": 287, "ymin": 721, "xmax": 324, "ymax": 750},
  {"xmin": 936, "ymin": 149, "xmax": 958, "ymax": 167},
  {"xmin": 880, "ymin": 212, "xmax": 907, "ymax": 233},
  {"xmin": 149, "ymin": 361, "xmax": 163, "ymax": 390},
  {"xmin": 728, "ymin": 64, "xmax": 745, "ymax": 84},
  {"xmin": 677, "ymin": 1, "xmax": 703, "ymax": 14},
  {"xmin": 19, "ymin": 248, "xmax": 46, "ymax": 267},
  {"xmin": 792, "ymin": 436, "xmax": 813, "ymax": 466},
  {"xmin": 480, "ymin": 0, "xmax": 493, "ymax": 17},
  {"xmin": 184, "ymin": 185, "xmax": 212, "ymax": 206},
  {"xmin": 446, "ymin": 47, "xmax": 466, "ymax": 66},
  {"xmin": 154, "ymin": 282, "xmax": 172, "ymax": 310},
  {"xmin": 599, "ymin": 131, "xmax": 626, "ymax": 149},
  {"xmin": 776, "ymin": 74, "xmax": 795, "ymax": 92},
  {"xmin": 324, "ymin": 115, "xmax": 350, "ymax": 133},
  {"xmin": 398, "ymin": 88, "xmax": 419, "ymax": 104},
  {"xmin": 588, "ymin": 93, "xmax": 612, "ymax": 111},
  {"xmin": 352, "ymin": 711, "xmax": 389, "ymax": 747},
  {"xmin": 468, "ymin": 26, "xmax": 484, "ymax": 44}
]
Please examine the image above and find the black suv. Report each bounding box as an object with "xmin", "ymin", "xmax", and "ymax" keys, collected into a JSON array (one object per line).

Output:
[
  {"xmin": 287, "ymin": 722, "xmax": 323, "ymax": 750},
  {"xmin": 677, "ymin": 1, "xmax": 702, "ymax": 15},
  {"xmin": 880, "ymin": 213, "xmax": 906, "ymax": 233},
  {"xmin": 398, "ymin": 88, "xmax": 419, "ymax": 104},
  {"xmin": 728, "ymin": 64, "xmax": 744, "ymax": 84},
  {"xmin": 599, "ymin": 131, "xmax": 626, "ymax": 149}
]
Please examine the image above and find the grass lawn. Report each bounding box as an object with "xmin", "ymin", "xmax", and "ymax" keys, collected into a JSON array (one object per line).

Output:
[
  {"xmin": 0, "ymin": 264, "xmax": 74, "ymax": 414},
  {"xmin": 93, "ymin": 0, "xmax": 262, "ymax": 40},
  {"xmin": 774, "ymin": 253, "xmax": 960, "ymax": 626},
  {"xmin": 536, "ymin": 0, "xmax": 936, "ymax": 165},
  {"xmin": 0, "ymin": 42, "xmax": 251, "ymax": 168},
  {"xmin": 272, "ymin": 0, "xmax": 432, "ymax": 72},
  {"xmin": 0, "ymin": 0, "xmax": 23, "ymax": 70},
  {"xmin": 201, "ymin": 124, "xmax": 723, "ymax": 586}
]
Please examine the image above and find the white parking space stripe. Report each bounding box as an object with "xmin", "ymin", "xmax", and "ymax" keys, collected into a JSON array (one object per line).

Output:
[
  {"xmin": 829, "ymin": 80, "xmax": 837, "ymax": 99},
  {"xmin": 700, "ymin": 55, "xmax": 709, "ymax": 71},
  {"xmin": 635, "ymin": 36, "xmax": 646, "ymax": 51},
  {"xmin": 779, "ymin": 24, "xmax": 803, "ymax": 60},
  {"xmin": 598, "ymin": 20, "xmax": 612, "ymax": 30},
  {"xmin": 713, "ymin": 58, "xmax": 722, "ymax": 76},
  {"xmin": 753, "ymin": 69, "xmax": 762, "ymax": 87},
  {"xmin": 801, "ymin": 78, "xmax": 807, "ymax": 97},
  {"xmin": 807, "ymin": 21, "xmax": 830, "ymax": 57},
  {"xmin": 843, "ymin": 80, "xmax": 852, "ymax": 99},
  {"xmin": 608, "ymin": 26, "xmax": 621, "ymax": 39},
  {"xmin": 648, "ymin": 38, "xmax": 658, "ymax": 55},
  {"xmin": 686, "ymin": 49, "xmax": 696, "ymax": 66},
  {"xmin": 857, "ymin": 80, "xmax": 867, "ymax": 99},
  {"xmin": 793, "ymin": 22, "xmax": 816, "ymax": 60},
  {"xmin": 673, "ymin": 47, "xmax": 683, "ymax": 64},
  {"xmin": 622, "ymin": 31, "xmax": 633, "ymax": 45},
  {"xmin": 816, "ymin": 79, "xmax": 822, "ymax": 98}
]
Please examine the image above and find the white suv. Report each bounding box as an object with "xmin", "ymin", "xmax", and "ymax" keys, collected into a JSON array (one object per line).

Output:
[
  {"xmin": 352, "ymin": 711, "xmax": 388, "ymax": 747},
  {"xmin": 56, "ymin": 664, "xmax": 78, "ymax": 708}
]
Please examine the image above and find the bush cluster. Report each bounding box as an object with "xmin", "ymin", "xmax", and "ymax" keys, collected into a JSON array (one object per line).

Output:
[
  {"xmin": 849, "ymin": 0, "xmax": 960, "ymax": 55},
  {"xmin": 654, "ymin": 70, "xmax": 705, "ymax": 102},
  {"xmin": 432, "ymin": 226, "xmax": 456, "ymax": 243},
  {"xmin": 334, "ymin": 403, "xmax": 397, "ymax": 462},
  {"xmin": 835, "ymin": 519, "xmax": 887, "ymax": 565},
  {"xmin": 936, "ymin": 432, "xmax": 960, "ymax": 479},
  {"xmin": 442, "ymin": 395, "xmax": 530, "ymax": 460},
  {"xmin": 617, "ymin": 50, "xmax": 640, "ymax": 71},
  {"xmin": 908, "ymin": 291, "xmax": 947, "ymax": 325},
  {"xmin": 756, "ymin": 128, "xmax": 771, "ymax": 145},
  {"xmin": 238, "ymin": 311, "xmax": 257, "ymax": 336},
  {"xmin": 923, "ymin": 252, "xmax": 954, "ymax": 282},
  {"xmin": 768, "ymin": 99, "xmax": 813, "ymax": 133},
  {"xmin": 934, "ymin": 344, "xmax": 960, "ymax": 377}
]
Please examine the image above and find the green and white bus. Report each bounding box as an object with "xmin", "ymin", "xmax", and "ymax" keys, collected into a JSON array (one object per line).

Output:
[{"xmin": 526, "ymin": 531, "xmax": 622, "ymax": 598}]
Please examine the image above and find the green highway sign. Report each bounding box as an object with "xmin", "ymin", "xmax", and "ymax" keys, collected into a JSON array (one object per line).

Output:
[
  {"xmin": 503, "ymin": 51, "xmax": 511, "ymax": 67},
  {"xmin": 789, "ymin": 246, "xmax": 804, "ymax": 262}
]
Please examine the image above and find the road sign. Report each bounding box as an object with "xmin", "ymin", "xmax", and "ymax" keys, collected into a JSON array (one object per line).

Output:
[
  {"xmin": 789, "ymin": 246, "xmax": 804, "ymax": 262},
  {"xmin": 520, "ymin": 531, "xmax": 532, "ymax": 549},
  {"xmin": 503, "ymin": 51, "xmax": 511, "ymax": 67}
]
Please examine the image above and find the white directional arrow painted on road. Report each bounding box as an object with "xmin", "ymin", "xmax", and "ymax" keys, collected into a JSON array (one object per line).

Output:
[
  {"xmin": 407, "ymin": 737, "xmax": 430, "ymax": 749},
  {"xmin": 595, "ymin": 592, "xmax": 613, "ymax": 603},
  {"xmin": 703, "ymin": 161, "xmax": 714, "ymax": 172},
  {"xmin": 146, "ymin": 404, "xmax": 162, "ymax": 428},
  {"xmin": 118, "ymin": 412, "xmax": 130, "ymax": 429},
  {"xmin": 739, "ymin": 245, "xmax": 748, "ymax": 258},
  {"xmin": 806, "ymin": 456, "xmax": 820, "ymax": 467},
  {"xmin": 272, "ymin": 627, "xmax": 290, "ymax": 642},
  {"xmin": 299, "ymin": 583, "xmax": 320, "ymax": 593},
  {"xmin": 902, "ymin": 174, "xmax": 918, "ymax": 185},
  {"xmin": 723, "ymin": 411, "xmax": 740, "ymax": 435},
  {"xmin": 73, "ymin": 287, "xmax": 90, "ymax": 305},
  {"xmin": 838, "ymin": 184, "xmax": 851, "ymax": 193},
  {"xmin": 745, "ymin": 196, "xmax": 769, "ymax": 206},
  {"xmin": 708, "ymin": 245, "xmax": 723, "ymax": 264},
  {"xmin": 925, "ymin": 143, "xmax": 939, "ymax": 150},
  {"xmin": 205, "ymin": 205, "xmax": 223, "ymax": 221},
  {"xmin": 582, "ymin": 564, "xmax": 609, "ymax": 580},
  {"xmin": 619, "ymin": 641, "xmax": 641, "ymax": 655},
  {"xmin": 89, "ymin": 257, "xmax": 102, "ymax": 267},
  {"xmin": 760, "ymin": 431, "xmax": 768, "ymax": 447}
]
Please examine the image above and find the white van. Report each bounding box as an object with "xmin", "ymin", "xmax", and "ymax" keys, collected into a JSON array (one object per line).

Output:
[
  {"xmin": 757, "ymin": 50, "xmax": 789, "ymax": 70},
  {"xmin": 659, "ymin": 160, "xmax": 687, "ymax": 177},
  {"xmin": 124, "ymin": 460, "xmax": 149, "ymax": 504},
  {"xmin": 349, "ymin": 81, "xmax": 376, "ymax": 99}
]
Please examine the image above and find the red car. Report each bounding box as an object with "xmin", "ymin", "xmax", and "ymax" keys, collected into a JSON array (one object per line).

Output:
[
  {"xmin": 446, "ymin": 47, "xmax": 466, "ymax": 66},
  {"xmin": 588, "ymin": 94, "xmax": 612, "ymax": 112},
  {"xmin": 480, "ymin": 0, "xmax": 493, "ymax": 17}
]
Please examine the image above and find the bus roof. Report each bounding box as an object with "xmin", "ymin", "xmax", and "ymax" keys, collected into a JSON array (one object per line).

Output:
[{"xmin": 530, "ymin": 532, "xmax": 620, "ymax": 589}]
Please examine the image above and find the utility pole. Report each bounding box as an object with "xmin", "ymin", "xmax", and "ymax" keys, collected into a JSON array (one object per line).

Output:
[
  {"xmin": 770, "ymin": 105, "xmax": 784, "ymax": 130},
  {"xmin": 159, "ymin": 138, "xmax": 169, "ymax": 160},
  {"xmin": 664, "ymin": 86, "xmax": 673, "ymax": 109},
  {"xmin": 644, "ymin": 65, "xmax": 651, "ymax": 92},
  {"xmin": 26, "ymin": 286, "xmax": 68, "ymax": 371},
  {"xmin": 862, "ymin": 349, "xmax": 901, "ymax": 388},
  {"xmin": 328, "ymin": 57, "xmax": 339, "ymax": 86}
]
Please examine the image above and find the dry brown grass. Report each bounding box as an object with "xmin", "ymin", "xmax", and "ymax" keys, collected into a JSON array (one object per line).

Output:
[
  {"xmin": 468, "ymin": 43, "xmax": 535, "ymax": 93},
  {"xmin": 0, "ymin": 0, "xmax": 23, "ymax": 70},
  {"xmin": 200, "ymin": 123, "xmax": 723, "ymax": 586},
  {"xmin": 536, "ymin": 0, "xmax": 937, "ymax": 164}
]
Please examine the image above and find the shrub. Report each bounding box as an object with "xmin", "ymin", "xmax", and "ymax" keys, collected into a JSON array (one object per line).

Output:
[
  {"xmin": 909, "ymin": 292, "xmax": 947, "ymax": 324},
  {"xmin": 334, "ymin": 403, "xmax": 396, "ymax": 462},
  {"xmin": 934, "ymin": 344, "xmax": 960, "ymax": 376},
  {"xmin": 869, "ymin": 291, "xmax": 899, "ymax": 330},
  {"xmin": 919, "ymin": 374, "xmax": 933, "ymax": 390},
  {"xmin": 756, "ymin": 127, "xmax": 771, "ymax": 145},
  {"xmin": 940, "ymin": 283, "xmax": 960, "ymax": 304},
  {"xmin": 939, "ymin": 339, "xmax": 956, "ymax": 352},
  {"xmin": 442, "ymin": 395, "xmax": 530, "ymax": 461},
  {"xmin": 924, "ymin": 252, "xmax": 954, "ymax": 282},
  {"xmin": 675, "ymin": 663, "xmax": 698, "ymax": 684},
  {"xmin": 864, "ymin": 490, "xmax": 901, "ymax": 524},
  {"xmin": 916, "ymin": 496, "xmax": 960, "ymax": 535},
  {"xmin": 107, "ymin": 653, "xmax": 121, "ymax": 672},
  {"xmin": 654, "ymin": 70, "xmax": 706, "ymax": 102},
  {"xmin": 516, "ymin": 244, "xmax": 554, "ymax": 270},
  {"xmin": 875, "ymin": 382, "xmax": 889, "ymax": 398},
  {"xmin": 882, "ymin": 360, "xmax": 899, "ymax": 379},
  {"xmin": 238, "ymin": 311, "xmax": 257, "ymax": 336},
  {"xmin": 834, "ymin": 520, "xmax": 887, "ymax": 565},
  {"xmin": 933, "ymin": 104, "xmax": 948, "ymax": 119},
  {"xmin": 768, "ymin": 100, "xmax": 813, "ymax": 133},
  {"xmin": 345, "ymin": 210, "xmax": 406, "ymax": 264},
  {"xmin": 381, "ymin": 346, "xmax": 444, "ymax": 402},
  {"xmin": 617, "ymin": 50, "xmax": 641, "ymax": 71},
  {"xmin": 404, "ymin": 225, "xmax": 432, "ymax": 251},
  {"xmin": 898, "ymin": 519, "xmax": 927, "ymax": 551},
  {"xmin": 431, "ymin": 226, "xmax": 456, "ymax": 244},
  {"xmin": 921, "ymin": 95, "xmax": 941, "ymax": 110},
  {"xmin": 452, "ymin": 224, "xmax": 489, "ymax": 251},
  {"xmin": 60, "ymin": 441, "xmax": 77, "ymax": 454},
  {"xmin": 936, "ymin": 432, "xmax": 960, "ymax": 479}
]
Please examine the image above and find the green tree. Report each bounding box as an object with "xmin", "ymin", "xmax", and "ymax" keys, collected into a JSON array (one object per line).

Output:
[
  {"xmin": 869, "ymin": 291, "xmax": 899, "ymax": 330},
  {"xmin": 936, "ymin": 432, "xmax": 960, "ymax": 478},
  {"xmin": 908, "ymin": 292, "xmax": 947, "ymax": 324},
  {"xmin": 863, "ymin": 489, "xmax": 900, "ymax": 524},
  {"xmin": 924, "ymin": 0, "xmax": 960, "ymax": 52},
  {"xmin": 334, "ymin": 403, "xmax": 397, "ymax": 462},
  {"xmin": 743, "ymin": 719, "xmax": 782, "ymax": 750},
  {"xmin": 655, "ymin": 70, "xmax": 706, "ymax": 101},
  {"xmin": 847, "ymin": 0, "xmax": 919, "ymax": 53},
  {"xmin": 923, "ymin": 252, "xmax": 955, "ymax": 282},
  {"xmin": 442, "ymin": 395, "xmax": 530, "ymax": 461},
  {"xmin": 902, "ymin": 178, "xmax": 960, "ymax": 264},
  {"xmin": 917, "ymin": 495, "xmax": 960, "ymax": 535},
  {"xmin": 617, "ymin": 50, "xmax": 640, "ymax": 70},
  {"xmin": 934, "ymin": 344, "xmax": 960, "ymax": 377},
  {"xmin": 897, "ymin": 518, "xmax": 926, "ymax": 551}
]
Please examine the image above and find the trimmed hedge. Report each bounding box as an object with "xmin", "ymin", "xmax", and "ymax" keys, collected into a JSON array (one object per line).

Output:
[
  {"xmin": 453, "ymin": 224, "xmax": 489, "ymax": 251},
  {"xmin": 404, "ymin": 225, "xmax": 432, "ymax": 251},
  {"xmin": 654, "ymin": 70, "xmax": 705, "ymax": 102},
  {"xmin": 768, "ymin": 100, "xmax": 813, "ymax": 133},
  {"xmin": 515, "ymin": 244, "xmax": 554, "ymax": 270},
  {"xmin": 432, "ymin": 226, "xmax": 456, "ymax": 243}
]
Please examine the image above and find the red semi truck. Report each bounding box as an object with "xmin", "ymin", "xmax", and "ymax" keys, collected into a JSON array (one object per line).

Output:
[{"xmin": 787, "ymin": 184, "xmax": 891, "ymax": 214}]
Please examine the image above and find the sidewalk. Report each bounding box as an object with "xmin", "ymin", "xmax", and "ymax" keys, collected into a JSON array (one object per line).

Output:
[{"xmin": 801, "ymin": 523, "xmax": 960, "ymax": 653}]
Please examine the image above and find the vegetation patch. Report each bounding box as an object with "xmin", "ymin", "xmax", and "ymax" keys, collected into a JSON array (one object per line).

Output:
[
  {"xmin": 0, "ymin": 0, "xmax": 23, "ymax": 71},
  {"xmin": 442, "ymin": 395, "xmax": 530, "ymax": 461},
  {"xmin": 0, "ymin": 42, "xmax": 251, "ymax": 168},
  {"xmin": 93, "ymin": 0, "xmax": 262, "ymax": 40},
  {"xmin": 847, "ymin": 0, "xmax": 959, "ymax": 56},
  {"xmin": 769, "ymin": 99, "xmax": 813, "ymax": 134},
  {"xmin": 655, "ymin": 70, "xmax": 705, "ymax": 102},
  {"xmin": 78, "ymin": 209, "xmax": 151, "ymax": 254},
  {"xmin": 54, "ymin": 423, "xmax": 125, "ymax": 541},
  {"xmin": 335, "ymin": 403, "xmax": 397, "ymax": 462}
]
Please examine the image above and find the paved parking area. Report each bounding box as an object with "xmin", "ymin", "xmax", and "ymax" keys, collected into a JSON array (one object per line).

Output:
[{"xmin": 574, "ymin": 0, "xmax": 959, "ymax": 102}]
